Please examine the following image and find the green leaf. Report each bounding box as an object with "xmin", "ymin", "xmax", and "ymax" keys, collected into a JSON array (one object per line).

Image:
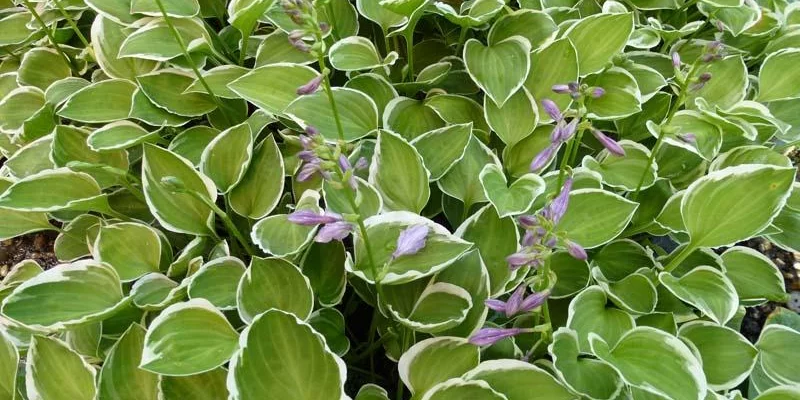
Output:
[
  {"xmin": 18, "ymin": 48, "xmax": 72, "ymax": 90},
  {"xmin": 590, "ymin": 327, "xmax": 706, "ymax": 400},
  {"xmin": 344, "ymin": 73, "xmax": 397, "ymax": 121},
  {"xmin": 349, "ymin": 211, "xmax": 472, "ymax": 285},
  {"xmin": 330, "ymin": 36, "xmax": 394, "ymax": 71},
  {"xmin": 4, "ymin": 136, "xmax": 55, "ymax": 179},
  {"xmin": 592, "ymin": 239, "xmax": 656, "ymax": 281},
  {"xmin": 438, "ymin": 136, "xmax": 500, "ymax": 207},
  {"xmin": 479, "ymin": 164, "xmax": 545, "ymax": 218},
  {"xmin": 455, "ymin": 205, "xmax": 519, "ymax": 296},
  {"xmin": 421, "ymin": 379, "xmax": 506, "ymax": 400},
  {"xmin": 567, "ymin": 286, "xmax": 635, "ymax": 353},
  {"xmin": 721, "ymin": 246, "xmax": 786, "ymax": 304},
  {"xmin": 130, "ymin": 88, "xmax": 192, "ymax": 127},
  {"xmin": 756, "ymin": 325, "xmax": 800, "ymax": 385},
  {"xmin": 88, "ymin": 121, "xmax": 157, "ymax": 151},
  {"xmin": 387, "ymin": 282, "xmax": 472, "ymax": 333},
  {"xmin": 200, "ymin": 122, "xmax": 253, "ymax": 193},
  {"xmin": 355, "ymin": 384, "xmax": 390, "ymax": 400},
  {"xmin": 593, "ymin": 268, "xmax": 657, "ymax": 315},
  {"xmin": 137, "ymin": 70, "xmax": 217, "ymax": 117},
  {"xmin": 583, "ymin": 67, "xmax": 642, "ymax": 120},
  {"xmin": 434, "ymin": 250, "xmax": 491, "ymax": 337},
  {"xmin": 323, "ymin": 177, "xmax": 383, "ymax": 219},
  {"xmin": 1, "ymin": 260, "xmax": 124, "ymax": 331},
  {"xmin": 0, "ymin": 330, "xmax": 17, "ymax": 400},
  {"xmin": 130, "ymin": 273, "xmax": 183, "ymax": 310},
  {"xmin": 0, "ymin": 207, "xmax": 54, "ymax": 241},
  {"xmin": 556, "ymin": 189, "xmax": 639, "ymax": 248},
  {"xmin": 118, "ymin": 18, "xmax": 211, "ymax": 61},
  {"xmin": 758, "ymin": 49, "xmax": 800, "ymax": 101},
  {"xmin": 250, "ymin": 190, "xmax": 320, "ymax": 257},
  {"xmin": 98, "ymin": 324, "xmax": 158, "ymax": 400},
  {"xmin": 564, "ymin": 13, "xmax": 634, "ymax": 75},
  {"xmin": 383, "ymin": 97, "xmax": 445, "ymax": 141},
  {"xmin": 228, "ymin": 309, "xmax": 347, "ymax": 400},
  {"xmin": 410, "ymin": 123, "xmax": 471, "ymax": 180},
  {"xmin": 188, "ymin": 256, "xmax": 246, "ymax": 310},
  {"xmin": 583, "ymin": 140, "xmax": 656, "ymax": 191},
  {"xmin": 301, "ymin": 240, "xmax": 347, "ymax": 307},
  {"xmin": 462, "ymin": 360, "xmax": 575, "ymax": 400},
  {"xmin": 58, "ymin": 79, "xmax": 136, "ymax": 123},
  {"xmin": 680, "ymin": 165, "xmax": 795, "ymax": 247},
  {"xmin": 95, "ymin": 222, "xmax": 161, "ymax": 282},
  {"xmin": 229, "ymin": 135, "xmax": 284, "ymax": 219},
  {"xmin": 398, "ymin": 337, "xmax": 479, "ymax": 398},
  {"xmin": 550, "ymin": 328, "xmax": 623, "ymax": 400},
  {"xmin": 229, "ymin": 0, "xmax": 276, "ymax": 37},
  {"xmin": 91, "ymin": 16, "xmax": 159, "ymax": 80},
  {"xmin": 484, "ymin": 88, "xmax": 538, "ymax": 146},
  {"xmin": 237, "ymin": 257, "xmax": 313, "ymax": 323},
  {"xmin": 659, "ymin": 266, "xmax": 738, "ymax": 325},
  {"xmin": 159, "ymin": 368, "xmax": 228, "ymax": 400},
  {"xmin": 369, "ymin": 130, "xmax": 430, "ymax": 213},
  {"xmin": 228, "ymin": 64, "xmax": 318, "ymax": 114},
  {"xmin": 169, "ymin": 126, "xmax": 220, "ymax": 166},
  {"xmin": 463, "ymin": 37, "xmax": 531, "ymax": 107},
  {"xmin": 687, "ymin": 56, "xmax": 747, "ymax": 110},
  {"xmin": 755, "ymin": 386, "xmax": 800, "ymax": 400},
  {"xmin": 710, "ymin": 145, "xmax": 792, "ymax": 172},
  {"xmin": 54, "ymin": 214, "xmax": 103, "ymax": 262},
  {"xmin": 130, "ymin": 0, "xmax": 198, "ymax": 16},
  {"xmin": 308, "ymin": 308, "xmax": 350, "ymax": 356},
  {"xmin": 488, "ymin": 9, "xmax": 557, "ymax": 49},
  {"xmin": 285, "ymin": 87, "xmax": 379, "ymax": 142},
  {"xmin": 678, "ymin": 321, "xmax": 757, "ymax": 390},
  {"xmin": 0, "ymin": 87, "xmax": 45, "ymax": 133},
  {"xmin": 0, "ymin": 12, "xmax": 34, "ymax": 46},
  {"xmin": 142, "ymin": 144, "xmax": 217, "ymax": 236},
  {"xmin": 255, "ymin": 30, "xmax": 316, "ymax": 66},
  {"xmin": 51, "ymin": 125, "xmax": 130, "ymax": 188},
  {"xmin": 357, "ymin": 0, "xmax": 407, "ymax": 31},
  {"xmin": 434, "ymin": 0, "xmax": 504, "ymax": 27},
  {"xmin": 26, "ymin": 335, "xmax": 97, "ymax": 400},
  {"xmin": 547, "ymin": 251, "xmax": 590, "ymax": 299},
  {"xmin": 524, "ymin": 38, "xmax": 579, "ymax": 123},
  {"xmin": 185, "ymin": 66, "xmax": 249, "ymax": 99},
  {"xmin": 141, "ymin": 299, "xmax": 239, "ymax": 376}
]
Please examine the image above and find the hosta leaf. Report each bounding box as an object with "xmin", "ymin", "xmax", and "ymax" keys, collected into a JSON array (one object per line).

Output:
[
  {"xmin": 583, "ymin": 141, "xmax": 656, "ymax": 191},
  {"xmin": 461, "ymin": 360, "xmax": 575, "ymax": 400},
  {"xmin": 678, "ymin": 321, "xmax": 757, "ymax": 390},
  {"xmin": 18, "ymin": 48, "xmax": 71, "ymax": 90},
  {"xmin": 130, "ymin": 89, "xmax": 193, "ymax": 127},
  {"xmin": 229, "ymin": 0, "xmax": 276, "ymax": 37},
  {"xmin": 659, "ymin": 266, "xmax": 738, "ymax": 325},
  {"xmin": 455, "ymin": 205, "xmax": 518, "ymax": 296},
  {"xmin": 142, "ymin": 144, "xmax": 217, "ymax": 236},
  {"xmin": 564, "ymin": 13, "xmax": 634, "ymax": 75},
  {"xmin": 488, "ymin": 9, "xmax": 557, "ymax": 49},
  {"xmin": 556, "ymin": 189, "xmax": 639, "ymax": 248},
  {"xmin": 434, "ymin": 0, "xmax": 504, "ymax": 27},
  {"xmin": 228, "ymin": 63, "xmax": 318, "ymax": 114},
  {"xmin": 479, "ymin": 164, "xmax": 545, "ymax": 218},
  {"xmin": 524, "ymin": 38, "xmax": 579, "ymax": 123},
  {"xmin": 98, "ymin": 324, "xmax": 158, "ymax": 400},
  {"xmin": 756, "ymin": 325, "xmax": 800, "ymax": 385},
  {"xmin": 0, "ymin": 12, "xmax": 34, "ymax": 46},
  {"xmin": 169, "ymin": 126, "xmax": 220, "ymax": 166},
  {"xmin": 200, "ymin": 122, "xmax": 253, "ymax": 193},
  {"xmin": 590, "ymin": 327, "xmax": 707, "ymax": 400},
  {"xmin": 434, "ymin": 250, "xmax": 491, "ymax": 337},
  {"xmin": 229, "ymin": 134, "xmax": 284, "ymax": 219},
  {"xmin": 88, "ymin": 121, "xmax": 157, "ymax": 151},
  {"xmin": 130, "ymin": 273, "xmax": 183, "ymax": 310},
  {"xmin": 547, "ymin": 251, "xmax": 591, "ymax": 299},
  {"xmin": 118, "ymin": 18, "xmax": 210, "ymax": 61},
  {"xmin": 26, "ymin": 335, "xmax": 97, "ymax": 400},
  {"xmin": 0, "ymin": 330, "xmax": 17, "ymax": 400},
  {"xmin": 95, "ymin": 222, "xmax": 161, "ymax": 282},
  {"xmin": 398, "ymin": 337, "xmax": 479, "ymax": 398},
  {"xmin": 0, "ymin": 86, "xmax": 45, "ymax": 133},
  {"xmin": 355, "ymin": 384, "xmax": 390, "ymax": 400},
  {"xmin": 484, "ymin": 88, "xmax": 538, "ymax": 146},
  {"xmin": 687, "ymin": 56, "xmax": 747, "ymax": 110},
  {"xmin": 369, "ymin": 130, "xmax": 430, "ymax": 213},
  {"xmin": 755, "ymin": 386, "xmax": 800, "ymax": 400},
  {"xmin": 438, "ymin": 135, "xmax": 499, "ymax": 207},
  {"xmin": 329, "ymin": 36, "xmax": 393, "ymax": 71},
  {"xmin": 130, "ymin": 0, "xmax": 199, "ymax": 17},
  {"xmin": 1, "ymin": 260, "xmax": 124, "ymax": 331},
  {"xmin": 349, "ymin": 211, "xmax": 472, "ymax": 285},
  {"xmin": 584, "ymin": 67, "xmax": 642, "ymax": 120},
  {"xmin": 141, "ymin": 299, "xmax": 239, "ymax": 376},
  {"xmin": 236, "ymin": 257, "xmax": 313, "ymax": 323},
  {"xmin": 680, "ymin": 165, "xmax": 794, "ymax": 247},
  {"xmin": 421, "ymin": 379, "xmax": 505, "ymax": 400},
  {"xmin": 159, "ymin": 368, "xmax": 228, "ymax": 400},
  {"xmin": 344, "ymin": 73, "xmax": 397, "ymax": 120},
  {"xmin": 250, "ymin": 190, "xmax": 320, "ymax": 257},
  {"xmin": 51, "ymin": 125, "xmax": 130, "ymax": 188},
  {"xmin": 57, "ymin": 79, "xmax": 136, "ymax": 123},
  {"xmin": 757, "ymin": 49, "xmax": 800, "ymax": 101},
  {"xmin": 383, "ymin": 97, "xmax": 445, "ymax": 141},
  {"xmin": 463, "ymin": 37, "xmax": 531, "ymax": 107},
  {"xmin": 721, "ymin": 246, "xmax": 786, "ymax": 304},
  {"xmin": 308, "ymin": 308, "xmax": 349, "ymax": 356},
  {"xmin": 187, "ymin": 256, "xmax": 246, "ymax": 310},
  {"xmin": 228, "ymin": 309, "xmax": 347, "ymax": 400},
  {"xmin": 550, "ymin": 328, "xmax": 623, "ymax": 400},
  {"xmin": 137, "ymin": 70, "xmax": 217, "ymax": 117},
  {"xmin": 0, "ymin": 208, "xmax": 54, "ymax": 241},
  {"xmin": 301, "ymin": 240, "xmax": 347, "ymax": 307},
  {"xmin": 323, "ymin": 177, "xmax": 382, "ymax": 218},
  {"xmin": 567, "ymin": 286, "xmax": 635, "ymax": 352},
  {"xmin": 91, "ymin": 16, "xmax": 159, "ymax": 80},
  {"xmin": 388, "ymin": 282, "xmax": 472, "ymax": 333},
  {"xmin": 357, "ymin": 0, "xmax": 407, "ymax": 30},
  {"xmin": 55, "ymin": 215, "xmax": 103, "ymax": 262},
  {"xmin": 285, "ymin": 87, "xmax": 379, "ymax": 142},
  {"xmin": 184, "ymin": 66, "xmax": 248, "ymax": 99},
  {"xmin": 410, "ymin": 123, "xmax": 471, "ymax": 180},
  {"xmin": 592, "ymin": 268, "xmax": 657, "ymax": 315}
]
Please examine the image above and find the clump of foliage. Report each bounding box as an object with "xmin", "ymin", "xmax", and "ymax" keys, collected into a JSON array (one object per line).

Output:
[{"xmin": 1, "ymin": 0, "xmax": 800, "ymax": 398}]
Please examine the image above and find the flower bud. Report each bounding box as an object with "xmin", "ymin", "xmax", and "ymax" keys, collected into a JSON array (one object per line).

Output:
[
  {"xmin": 541, "ymin": 98, "xmax": 562, "ymax": 121},
  {"xmin": 297, "ymin": 75, "xmax": 323, "ymax": 95},
  {"xmin": 551, "ymin": 84, "xmax": 571, "ymax": 94},
  {"xmin": 529, "ymin": 144, "xmax": 556, "ymax": 172},
  {"xmin": 671, "ymin": 52, "xmax": 681, "ymax": 68},
  {"xmin": 566, "ymin": 240, "xmax": 588, "ymax": 260},
  {"xmin": 590, "ymin": 128, "xmax": 626, "ymax": 157},
  {"xmin": 392, "ymin": 225, "xmax": 429, "ymax": 259},
  {"xmin": 589, "ymin": 87, "xmax": 605, "ymax": 98}
]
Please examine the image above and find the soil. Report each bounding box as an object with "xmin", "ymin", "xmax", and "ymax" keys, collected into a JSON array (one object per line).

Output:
[{"xmin": 0, "ymin": 231, "xmax": 59, "ymax": 279}]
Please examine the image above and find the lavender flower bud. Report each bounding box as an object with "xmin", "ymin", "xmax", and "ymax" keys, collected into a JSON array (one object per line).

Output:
[
  {"xmin": 506, "ymin": 251, "xmax": 536, "ymax": 270},
  {"xmin": 566, "ymin": 240, "xmax": 588, "ymax": 260},
  {"xmin": 485, "ymin": 299, "xmax": 508, "ymax": 313},
  {"xmin": 546, "ymin": 178, "xmax": 573, "ymax": 224},
  {"xmin": 568, "ymin": 81, "xmax": 580, "ymax": 92},
  {"xmin": 297, "ymin": 162, "xmax": 320, "ymax": 181},
  {"xmin": 288, "ymin": 210, "xmax": 342, "ymax": 225},
  {"xmin": 530, "ymin": 144, "xmax": 556, "ymax": 172},
  {"xmin": 469, "ymin": 327, "xmax": 526, "ymax": 346},
  {"xmin": 519, "ymin": 290, "xmax": 550, "ymax": 313},
  {"xmin": 590, "ymin": 87, "xmax": 605, "ymax": 98},
  {"xmin": 504, "ymin": 284, "xmax": 527, "ymax": 317},
  {"xmin": 541, "ymin": 99, "xmax": 562, "ymax": 121},
  {"xmin": 544, "ymin": 236, "xmax": 557, "ymax": 248},
  {"xmin": 392, "ymin": 225, "xmax": 429, "ymax": 259},
  {"xmin": 354, "ymin": 157, "xmax": 368, "ymax": 170},
  {"xmin": 304, "ymin": 126, "xmax": 319, "ymax": 136},
  {"xmin": 551, "ymin": 84, "xmax": 571, "ymax": 94},
  {"xmin": 288, "ymin": 29, "xmax": 304, "ymax": 41},
  {"xmin": 319, "ymin": 22, "xmax": 330, "ymax": 34},
  {"xmin": 338, "ymin": 154, "xmax": 351, "ymax": 172},
  {"xmin": 590, "ymin": 128, "xmax": 626, "ymax": 157},
  {"xmin": 518, "ymin": 215, "xmax": 538, "ymax": 229},
  {"xmin": 521, "ymin": 230, "xmax": 539, "ymax": 247},
  {"xmin": 297, "ymin": 75, "xmax": 323, "ymax": 95},
  {"xmin": 315, "ymin": 221, "xmax": 353, "ymax": 243},
  {"xmin": 551, "ymin": 118, "xmax": 578, "ymax": 144},
  {"xmin": 698, "ymin": 72, "xmax": 712, "ymax": 83},
  {"xmin": 671, "ymin": 52, "xmax": 681, "ymax": 68},
  {"xmin": 297, "ymin": 150, "xmax": 316, "ymax": 162}
]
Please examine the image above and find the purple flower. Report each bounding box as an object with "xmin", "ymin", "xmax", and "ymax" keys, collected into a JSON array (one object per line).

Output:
[
  {"xmin": 678, "ymin": 133, "xmax": 697, "ymax": 143},
  {"xmin": 392, "ymin": 225, "xmax": 429, "ymax": 259},
  {"xmin": 530, "ymin": 144, "xmax": 556, "ymax": 172},
  {"xmin": 590, "ymin": 128, "xmax": 625, "ymax": 157},
  {"xmin": 590, "ymin": 87, "xmax": 605, "ymax": 98},
  {"xmin": 315, "ymin": 221, "xmax": 353, "ymax": 243},
  {"xmin": 354, "ymin": 157, "xmax": 368, "ymax": 170},
  {"xmin": 506, "ymin": 251, "xmax": 538, "ymax": 270},
  {"xmin": 288, "ymin": 210, "xmax": 341, "ymax": 225},
  {"xmin": 671, "ymin": 52, "xmax": 681, "ymax": 68},
  {"xmin": 297, "ymin": 150, "xmax": 316, "ymax": 162},
  {"xmin": 541, "ymin": 99, "xmax": 562, "ymax": 121},
  {"xmin": 568, "ymin": 82, "xmax": 579, "ymax": 92},
  {"xmin": 551, "ymin": 118, "xmax": 578, "ymax": 143},
  {"xmin": 297, "ymin": 75, "xmax": 323, "ymax": 95},
  {"xmin": 304, "ymin": 126, "xmax": 319, "ymax": 136},
  {"xmin": 318, "ymin": 22, "xmax": 330, "ymax": 34},
  {"xmin": 469, "ymin": 327, "xmax": 527, "ymax": 346},
  {"xmin": 521, "ymin": 228, "xmax": 544, "ymax": 247},
  {"xmin": 698, "ymin": 72, "xmax": 712, "ymax": 82},
  {"xmin": 542, "ymin": 178, "xmax": 573, "ymax": 224},
  {"xmin": 338, "ymin": 154, "xmax": 351, "ymax": 171},
  {"xmin": 551, "ymin": 84, "xmax": 571, "ymax": 94},
  {"xmin": 297, "ymin": 160, "xmax": 321, "ymax": 181},
  {"xmin": 484, "ymin": 285, "xmax": 549, "ymax": 317},
  {"xmin": 518, "ymin": 215, "xmax": 538, "ymax": 229},
  {"xmin": 566, "ymin": 240, "xmax": 587, "ymax": 260},
  {"xmin": 519, "ymin": 289, "xmax": 550, "ymax": 311}
]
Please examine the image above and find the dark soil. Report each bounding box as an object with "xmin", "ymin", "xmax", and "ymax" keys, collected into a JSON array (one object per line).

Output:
[{"xmin": 0, "ymin": 231, "xmax": 59, "ymax": 279}]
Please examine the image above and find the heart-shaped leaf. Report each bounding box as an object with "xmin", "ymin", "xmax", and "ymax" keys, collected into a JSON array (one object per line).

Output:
[
  {"xmin": 479, "ymin": 164, "xmax": 545, "ymax": 218},
  {"xmin": 464, "ymin": 37, "xmax": 531, "ymax": 107}
]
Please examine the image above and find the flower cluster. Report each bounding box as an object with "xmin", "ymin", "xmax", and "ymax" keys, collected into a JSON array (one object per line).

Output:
[
  {"xmin": 282, "ymin": 0, "xmax": 329, "ymax": 54},
  {"xmin": 295, "ymin": 127, "xmax": 367, "ymax": 189}
]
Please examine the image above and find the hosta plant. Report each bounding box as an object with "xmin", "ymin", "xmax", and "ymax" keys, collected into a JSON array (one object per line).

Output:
[{"xmin": 1, "ymin": 0, "xmax": 800, "ymax": 398}]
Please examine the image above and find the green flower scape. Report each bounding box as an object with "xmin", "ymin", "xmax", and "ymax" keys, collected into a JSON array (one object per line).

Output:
[{"xmin": 0, "ymin": 0, "xmax": 799, "ymax": 399}]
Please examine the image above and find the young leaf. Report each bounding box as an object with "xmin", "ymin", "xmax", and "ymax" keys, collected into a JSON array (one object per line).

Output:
[
  {"xmin": 398, "ymin": 337, "xmax": 479, "ymax": 398},
  {"xmin": 26, "ymin": 336, "xmax": 97, "ymax": 400},
  {"xmin": 98, "ymin": 324, "xmax": 158, "ymax": 400},
  {"xmin": 463, "ymin": 37, "xmax": 531, "ymax": 107},
  {"xmin": 479, "ymin": 164, "xmax": 545, "ymax": 218},
  {"xmin": 236, "ymin": 257, "xmax": 314, "ymax": 323},
  {"xmin": 200, "ymin": 122, "xmax": 253, "ymax": 193},
  {"xmin": 369, "ymin": 130, "xmax": 430, "ymax": 213}
]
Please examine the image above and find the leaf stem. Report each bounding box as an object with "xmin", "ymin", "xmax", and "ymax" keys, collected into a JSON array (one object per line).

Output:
[
  {"xmin": 52, "ymin": 0, "xmax": 90, "ymax": 48},
  {"xmin": 21, "ymin": 0, "xmax": 78, "ymax": 73},
  {"xmin": 404, "ymin": 32, "xmax": 414, "ymax": 81},
  {"xmin": 190, "ymin": 192, "xmax": 256, "ymax": 256},
  {"xmin": 151, "ymin": 0, "xmax": 233, "ymax": 126},
  {"xmin": 313, "ymin": 31, "xmax": 346, "ymax": 142},
  {"xmin": 238, "ymin": 30, "xmax": 251, "ymax": 66},
  {"xmin": 455, "ymin": 26, "xmax": 468, "ymax": 54},
  {"xmin": 662, "ymin": 242, "xmax": 697, "ymax": 273}
]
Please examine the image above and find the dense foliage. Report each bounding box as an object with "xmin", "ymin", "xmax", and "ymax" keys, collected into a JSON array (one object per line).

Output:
[{"xmin": 0, "ymin": 0, "xmax": 799, "ymax": 398}]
